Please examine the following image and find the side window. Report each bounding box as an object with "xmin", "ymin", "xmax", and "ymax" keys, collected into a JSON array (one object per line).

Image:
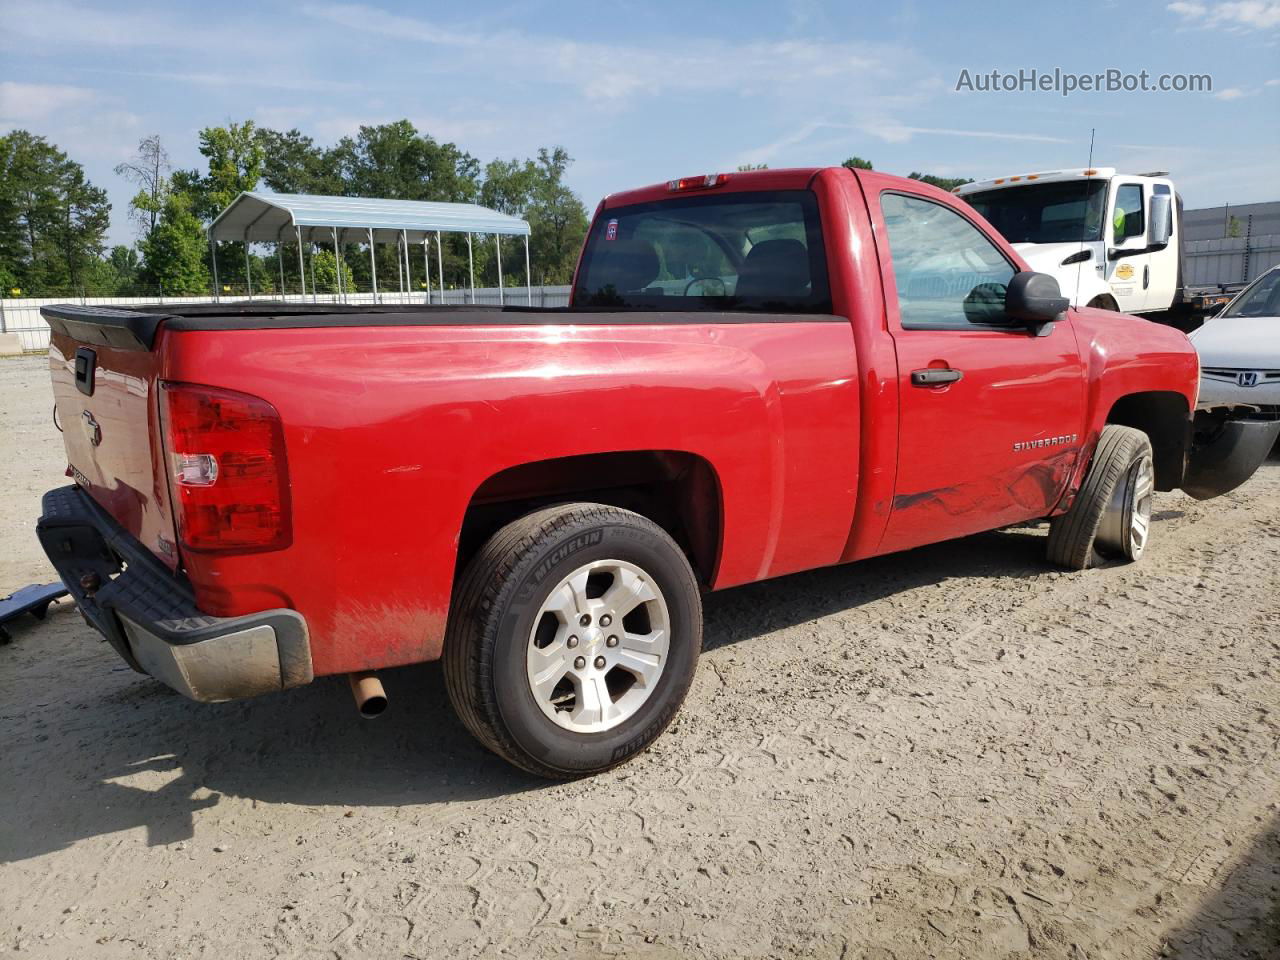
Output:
[
  {"xmin": 1113, "ymin": 184, "xmax": 1145, "ymax": 240},
  {"xmin": 880, "ymin": 192, "xmax": 1016, "ymax": 330}
]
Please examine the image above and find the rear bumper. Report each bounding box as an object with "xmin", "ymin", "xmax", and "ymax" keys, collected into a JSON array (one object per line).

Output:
[{"xmin": 36, "ymin": 486, "xmax": 312, "ymax": 702}]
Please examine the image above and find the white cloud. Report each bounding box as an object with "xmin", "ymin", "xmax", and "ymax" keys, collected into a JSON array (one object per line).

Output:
[
  {"xmin": 1212, "ymin": 86, "xmax": 1250, "ymax": 98},
  {"xmin": 1167, "ymin": 1, "xmax": 1280, "ymax": 30},
  {"xmin": 300, "ymin": 3, "xmax": 901, "ymax": 103},
  {"xmin": 861, "ymin": 121, "xmax": 1071, "ymax": 145},
  {"xmin": 1266, "ymin": 78, "xmax": 1280, "ymax": 85},
  {"xmin": 5, "ymin": 0, "xmax": 277, "ymax": 52},
  {"xmin": 0, "ymin": 82, "xmax": 98, "ymax": 121}
]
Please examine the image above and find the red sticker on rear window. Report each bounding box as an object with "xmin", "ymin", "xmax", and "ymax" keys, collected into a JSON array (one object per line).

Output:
[{"xmin": 605, "ymin": 219, "xmax": 618, "ymax": 241}]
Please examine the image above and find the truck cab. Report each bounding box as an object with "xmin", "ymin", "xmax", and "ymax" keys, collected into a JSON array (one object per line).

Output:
[{"xmin": 957, "ymin": 168, "xmax": 1180, "ymax": 314}]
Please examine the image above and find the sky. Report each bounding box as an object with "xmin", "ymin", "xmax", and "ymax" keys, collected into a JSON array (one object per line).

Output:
[{"xmin": 2, "ymin": 0, "xmax": 1277, "ymax": 247}]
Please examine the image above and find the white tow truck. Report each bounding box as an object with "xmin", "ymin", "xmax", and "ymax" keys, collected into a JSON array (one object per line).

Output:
[{"xmin": 956, "ymin": 168, "xmax": 1226, "ymax": 325}]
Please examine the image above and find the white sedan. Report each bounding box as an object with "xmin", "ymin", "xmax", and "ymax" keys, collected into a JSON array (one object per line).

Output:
[{"xmin": 1190, "ymin": 265, "xmax": 1280, "ymax": 419}]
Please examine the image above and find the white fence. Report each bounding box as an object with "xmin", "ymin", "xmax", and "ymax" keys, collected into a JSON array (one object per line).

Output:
[{"xmin": 0, "ymin": 286, "xmax": 573, "ymax": 352}]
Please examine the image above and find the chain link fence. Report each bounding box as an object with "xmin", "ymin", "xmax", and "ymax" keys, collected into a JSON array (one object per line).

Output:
[{"xmin": 0, "ymin": 286, "xmax": 572, "ymax": 353}]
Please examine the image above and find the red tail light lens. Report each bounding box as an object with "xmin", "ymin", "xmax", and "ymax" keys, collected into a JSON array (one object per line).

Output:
[{"xmin": 160, "ymin": 382, "xmax": 291, "ymax": 553}]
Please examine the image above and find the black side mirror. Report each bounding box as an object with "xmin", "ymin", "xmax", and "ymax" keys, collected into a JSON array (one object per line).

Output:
[{"xmin": 1005, "ymin": 271, "xmax": 1069, "ymax": 325}]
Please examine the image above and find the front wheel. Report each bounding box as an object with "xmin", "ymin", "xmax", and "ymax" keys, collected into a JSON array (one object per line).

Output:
[
  {"xmin": 444, "ymin": 503, "xmax": 702, "ymax": 779},
  {"xmin": 1047, "ymin": 425, "xmax": 1155, "ymax": 569}
]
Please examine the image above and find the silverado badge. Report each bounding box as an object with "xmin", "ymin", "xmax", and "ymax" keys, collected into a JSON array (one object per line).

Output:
[{"xmin": 1013, "ymin": 433, "xmax": 1077, "ymax": 452}]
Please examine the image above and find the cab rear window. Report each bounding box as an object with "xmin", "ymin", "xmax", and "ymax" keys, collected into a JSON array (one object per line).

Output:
[{"xmin": 574, "ymin": 190, "xmax": 831, "ymax": 313}]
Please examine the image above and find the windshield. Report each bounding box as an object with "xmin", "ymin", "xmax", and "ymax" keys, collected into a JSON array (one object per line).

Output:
[
  {"xmin": 1221, "ymin": 268, "xmax": 1280, "ymax": 318},
  {"xmin": 574, "ymin": 190, "xmax": 831, "ymax": 313},
  {"xmin": 963, "ymin": 179, "xmax": 1109, "ymax": 244}
]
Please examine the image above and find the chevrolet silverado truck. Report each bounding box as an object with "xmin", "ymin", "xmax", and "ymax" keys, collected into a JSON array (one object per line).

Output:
[{"xmin": 37, "ymin": 167, "xmax": 1280, "ymax": 779}]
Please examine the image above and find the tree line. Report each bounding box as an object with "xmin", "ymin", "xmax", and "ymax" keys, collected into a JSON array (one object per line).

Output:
[
  {"xmin": 740, "ymin": 156, "xmax": 972, "ymax": 192},
  {"xmin": 1, "ymin": 122, "xmax": 975, "ymax": 300},
  {"xmin": 0, "ymin": 120, "xmax": 592, "ymax": 298}
]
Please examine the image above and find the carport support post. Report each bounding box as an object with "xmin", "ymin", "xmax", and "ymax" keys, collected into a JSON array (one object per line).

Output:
[
  {"xmin": 524, "ymin": 235, "xmax": 532, "ymax": 306},
  {"xmin": 436, "ymin": 231, "xmax": 444, "ymax": 306},
  {"xmin": 309, "ymin": 242, "xmax": 317, "ymax": 304},
  {"xmin": 244, "ymin": 233, "xmax": 253, "ymax": 300},
  {"xmin": 427, "ymin": 240, "xmax": 437, "ymax": 304},
  {"xmin": 210, "ymin": 235, "xmax": 220, "ymax": 302},
  {"xmin": 466, "ymin": 232, "xmax": 475, "ymax": 304},
  {"xmin": 295, "ymin": 227, "xmax": 306, "ymax": 299},
  {"xmin": 401, "ymin": 230, "xmax": 411, "ymax": 301},
  {"xmin": 277, "ymin": 235, "xmax": 285, "ymax": 299},
  {"xmin": 368, "ymin": 228, "xmax": 378, "ymax": 303},
  {"xmin": 495, "ymin": 234, "xmax": 504, "ymax": 305},
  {"xmin": 331, "ymin": 228, "xmax": 341, "ymax": 301}
]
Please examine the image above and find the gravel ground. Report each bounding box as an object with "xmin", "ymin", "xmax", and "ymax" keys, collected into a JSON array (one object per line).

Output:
[{"xmin": 1, "ymin": 353, "xmax": 1277, "ymax": 960}]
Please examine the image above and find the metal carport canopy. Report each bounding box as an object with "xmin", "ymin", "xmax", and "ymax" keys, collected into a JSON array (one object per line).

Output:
[{"xmin": 208, "ymin": 192, "xmax": 531, "ymax": 243}]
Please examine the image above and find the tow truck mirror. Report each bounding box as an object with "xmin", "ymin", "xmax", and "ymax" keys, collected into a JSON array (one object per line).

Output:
[
  {"xmin": 1004, "ymin": 271, "xmax": 1069, "ymax": 328},
  {"xmin": 1149, "ymin": 195, "xmax": 1172, "ymax": 248}
]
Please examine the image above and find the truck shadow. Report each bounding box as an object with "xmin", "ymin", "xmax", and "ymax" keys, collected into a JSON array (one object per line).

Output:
[
  {"xmin": 5, "ymin": 525, "xmax": 1053, "ymax": 863},
  {"xmin": 702, "ymin": 524, "xmax": 1050, "ymax": 654}
]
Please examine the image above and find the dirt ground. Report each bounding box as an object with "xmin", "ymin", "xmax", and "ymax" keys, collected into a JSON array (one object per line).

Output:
[{"xmin": 1, "ymin": 353, "xmax": 1277, "ymax": 960}]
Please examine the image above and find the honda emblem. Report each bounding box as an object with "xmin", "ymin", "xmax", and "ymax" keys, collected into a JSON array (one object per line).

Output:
[{"xmin": 1236, "ymin": 371, "xmax": 1260, "ymax": 388}]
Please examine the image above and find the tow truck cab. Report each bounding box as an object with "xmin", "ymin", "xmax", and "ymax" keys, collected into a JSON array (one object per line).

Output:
[{"xmin": 957, "ymin": 168, "xmax": 1181, "ymax": 315}]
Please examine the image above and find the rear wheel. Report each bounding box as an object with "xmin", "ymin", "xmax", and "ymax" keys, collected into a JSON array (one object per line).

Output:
[
  {"xmin": 1086, "ymin": 294, "xmax": 1120, "ymax": 312},
  {"xmin": 444, "ymin": 503, "xmax": 701, "ymax": 779},
  {"xmin": 1047, "ymin": 425, "xmax": 1155, "ymax": 569}
]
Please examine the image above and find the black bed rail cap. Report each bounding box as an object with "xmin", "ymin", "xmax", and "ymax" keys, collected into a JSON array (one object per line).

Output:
[{"xmin": 40, "ymin": 303, "xmax": 171, "ymax": 352}]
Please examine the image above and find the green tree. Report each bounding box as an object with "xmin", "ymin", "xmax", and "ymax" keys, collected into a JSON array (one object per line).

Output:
[
  {"xmin": 0, "ymin": 130, "xmax": 110, "ymax": 294},
  {"xmin": 908, "ymin": 172, "xmax": 973, "ymax": 191},
  {"xmin": 139, "ymin": 192, "xmax": 209, "ymax": 295},
  {"xmin": 200, "ymin": 121, "xmax": 265, "ymax": 215},
  {"xmin": 309, "ymin": 248, "xmax": 352, "ymax": 294},
  {"xmin": 330, "ymin": 120, "xmax": 480, "ymax": 202},
  {"xmin": 525, "ymin": 148, "xmax": 589, "ymax": 286},
  {"xmin": 475, "ymin": 147, "xmax": 588, "ymax": 285},
  {"xmin": 114, "ymin": 135, "xmax": 170, "ymax": 239},
  {"xmin": 842, "ymin": 156, "xmax": 874, "ymax": 170},
  {"xmin": 108, "ymin": 244, "xmax": 140, "ymax": 289},
  {"xmin": 257, "ymin": 128, "xmax": 341, "ymax": 194}
]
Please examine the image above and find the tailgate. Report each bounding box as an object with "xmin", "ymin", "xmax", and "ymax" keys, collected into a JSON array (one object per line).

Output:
[{"xmin": 44, "ymin": 304, "xmax": 181, "ymax": 571}]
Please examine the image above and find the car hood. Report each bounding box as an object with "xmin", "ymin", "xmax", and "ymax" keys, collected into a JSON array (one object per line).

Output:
[{"xmin": 1189, "ymin": 315, "xmax": 1280, "ymax": 368}]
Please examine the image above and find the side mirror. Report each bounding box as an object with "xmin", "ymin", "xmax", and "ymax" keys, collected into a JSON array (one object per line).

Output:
[
  {"xmin": 1005, "ymin": 271, "xmax": 1069, "ymax": 325},
  {"xmin": 1149, "ymin": 195, "xmax": 1171, "ymax": 248}
]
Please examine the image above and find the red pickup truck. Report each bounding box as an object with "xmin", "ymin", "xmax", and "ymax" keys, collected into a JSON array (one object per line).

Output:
[{"xmin": 37, "ymin": 167, "xmax": 1278, "ymax": 778}]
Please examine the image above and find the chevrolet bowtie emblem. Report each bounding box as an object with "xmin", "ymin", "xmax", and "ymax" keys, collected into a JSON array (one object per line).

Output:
[{"xmin": 81, "ymin": 410, "xmax": 101, "ymax": 447}]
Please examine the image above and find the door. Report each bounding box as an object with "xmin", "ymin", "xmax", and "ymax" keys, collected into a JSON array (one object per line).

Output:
[
  {"xmin": 1105, "ymin": 179, "xmax": 1150, "ymax": 312},
  {"xmin": 872, "ymin": 190, "xmax": 1087, "ymax": 556},
  {"xmin": 1144, "ymin": 181, "xmax": 1179, "ymax": 312}
]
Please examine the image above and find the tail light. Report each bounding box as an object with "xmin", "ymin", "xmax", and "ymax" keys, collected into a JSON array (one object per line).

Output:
[{"xmin": 159, "ymin": 382, "xmax": 291, "ymax": 553}]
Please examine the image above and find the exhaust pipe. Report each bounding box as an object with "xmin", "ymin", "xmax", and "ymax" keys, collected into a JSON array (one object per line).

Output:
[{"xmin": 348, "ymin": 671, "xmax": 387, "ymax": 718}]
